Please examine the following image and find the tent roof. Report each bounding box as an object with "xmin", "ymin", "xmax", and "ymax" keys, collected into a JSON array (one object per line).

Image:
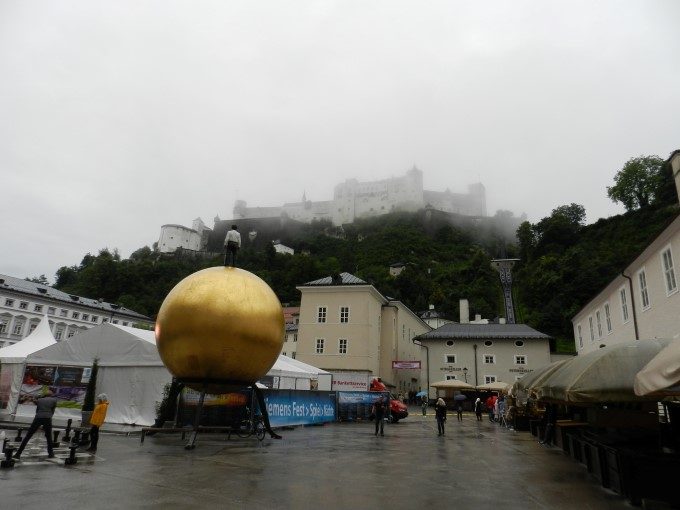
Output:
[
  {"xmin": 268, "ymin": 355, "xmax": 330, "ymax": 378},
  {"xmin": 26, "ymin": 322, "xmax": 162, "ymax": 367},
  {"xmin": 0, "ymin": 315, "xmax": 57, "ymax": 363}
]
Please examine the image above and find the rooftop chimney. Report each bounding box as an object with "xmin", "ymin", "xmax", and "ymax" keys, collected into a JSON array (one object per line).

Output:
[{"xmin": 459, "ymin": 299, "xmax": 469, "ymax": 324}]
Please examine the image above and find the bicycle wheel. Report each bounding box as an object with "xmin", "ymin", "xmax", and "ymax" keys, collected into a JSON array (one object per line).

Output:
[
  {"xmin": 255, "ymin": 420, "xmax": 265, "ymax": 441},
  {"xmin": 236, "ymin": 419, "xmax": 253, "ymax": 438}
]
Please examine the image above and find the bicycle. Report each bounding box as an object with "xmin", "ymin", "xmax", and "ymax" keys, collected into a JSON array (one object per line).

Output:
[{"xmin": 235, "ymin": 412, "xmax": 266, "ymax": 441}]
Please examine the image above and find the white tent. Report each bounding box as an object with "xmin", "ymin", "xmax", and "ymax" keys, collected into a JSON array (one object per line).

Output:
[
  {"xmin": 0, "ymin": 315, "xmax": 57, "ymax": 419},
  {"xmin": 20, "ymin": 323, "xmax": 171, "ymax": 426},
  {"xmin": 265, "ymin": 355, "xmax": 331, "ymax": 390}
]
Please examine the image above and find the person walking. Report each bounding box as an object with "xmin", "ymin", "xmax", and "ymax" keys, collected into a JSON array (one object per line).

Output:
[
  {"xmin": 474, "ymin": 397, "xmax": 483, "ymax": 421},
  {"xmin": 372, "ymin": 396, "xmax": 386, "ymax": 437},
  {"xmin": 87, "ymin": 393, "xmax": 109, "ymax": 453},
  {"xmin": 13, "ymin": 390, "xmax": 57, "ymax": 459},
  {"xmin": 224, "ymin": 225, "xmax": 242, "ymax": 267},
  {"xmin": 456, "ymin": 402, "xmax": 463, "ymax": 422},
  {"xmin": 435, "ymin": 398, "xmax": 447, "ymax": 436},
  {"xmin": 421, "ymin": 395, "xmax": 428, "ymax": 416}
]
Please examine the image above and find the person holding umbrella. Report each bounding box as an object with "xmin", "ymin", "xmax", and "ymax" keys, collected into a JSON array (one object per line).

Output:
[{"xmin": 454, "ymin": 393, "xmax": 466, "ymax": 421}]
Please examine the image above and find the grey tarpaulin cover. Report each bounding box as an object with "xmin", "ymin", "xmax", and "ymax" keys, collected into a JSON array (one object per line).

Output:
[
  {"xmin": 534, "ymin": 339, "xmax": 672, "ymax": 403},
  {"xmin": 634, "ymin": 338, "xmax": 680, "ymax": 396}
]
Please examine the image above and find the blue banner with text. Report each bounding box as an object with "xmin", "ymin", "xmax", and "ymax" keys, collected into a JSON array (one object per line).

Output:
[{"xmin": 261, "ymin": 390, "xmax": 336, "ymax": 427}]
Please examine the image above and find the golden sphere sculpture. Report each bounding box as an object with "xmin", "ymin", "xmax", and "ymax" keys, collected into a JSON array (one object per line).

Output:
[{"xmin": 155, "ymin": 267, "xmax": 284, "ymax": 392}]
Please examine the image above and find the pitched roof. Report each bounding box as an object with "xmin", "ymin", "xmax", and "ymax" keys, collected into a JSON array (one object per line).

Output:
[
  {"xmin": 302, "ymin": 272, "xmax": 367, "ymax": 286},
  {"xmin": 0, "ymin": 274, "xmax": 151, "ymax": 321},
  {"xmin": 416, "ymin": 322, "xmax": 550, "ymax": 341}
]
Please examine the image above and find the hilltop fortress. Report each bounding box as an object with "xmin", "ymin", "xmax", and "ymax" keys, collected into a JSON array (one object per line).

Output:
[
  {"xmin": 157, "ymin": 167, "xmax": 486, "ymax": 254},
  {"xmin": 234, "ymin": 166, "xmax": 486, "ymax": 224}
]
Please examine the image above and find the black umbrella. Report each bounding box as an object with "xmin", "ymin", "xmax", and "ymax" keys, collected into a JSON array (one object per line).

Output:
[{"xmin": 453, "ymin": 394, "xmax": 467, "ymax": 401}]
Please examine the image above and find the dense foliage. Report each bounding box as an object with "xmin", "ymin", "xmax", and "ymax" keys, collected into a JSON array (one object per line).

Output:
[{"xmin": 52, "ymin": 211, "xmax": 518, "ymax": 323}]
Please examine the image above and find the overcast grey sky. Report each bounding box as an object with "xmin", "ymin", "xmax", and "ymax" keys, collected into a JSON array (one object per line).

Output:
[{"xmin": 1, "ymin": 0, "xmax": 679, "ymax": 282}]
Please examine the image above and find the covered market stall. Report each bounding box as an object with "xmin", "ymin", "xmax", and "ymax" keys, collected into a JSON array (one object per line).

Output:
[{"xmin": 14, "ymin": 323, "xmax": 170, "ymax": 426}]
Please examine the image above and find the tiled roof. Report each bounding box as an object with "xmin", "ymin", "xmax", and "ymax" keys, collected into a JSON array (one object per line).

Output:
[
  {"xmin": 0, "ymin": 274, "xmax": 152, "ymax": 321},
  {"xmin": 416, "ymin": 322, "xmax": 550, "ymax": 340},
  {"xmin": 302, "ymin": 272, "xmax": 367, "ymax": 286}
]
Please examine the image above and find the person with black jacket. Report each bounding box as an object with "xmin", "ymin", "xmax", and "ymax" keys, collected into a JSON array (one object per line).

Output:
[
  {"xmin": 372, "ymin": 396, "xmax": 386, "ymax": 437},
  {"xmin": 435, "ymin": 398, "xmax": 447, "ymax": 436}
]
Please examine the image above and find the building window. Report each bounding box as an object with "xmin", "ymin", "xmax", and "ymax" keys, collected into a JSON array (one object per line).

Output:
[
  {"xmin": 282, "ymin": 352, "xmax": 287, "ymax": 357},
  {"xmin": 639, "ymin": 269, "xmax": 650, "ymax": 310},
  {"xmin": 661, "ymin": 247, "xmax": 677, "ymax": 295},
  {"xmin": 103, "ymin": 318, "xmax": 109, "ymax": 323},
  {"xmin": 82, "ymin": 314, "xmax": 89, "ymax": 321},
  {"xmin": 338, "ymin": 338, "xmax": 347, "ymax": 354},
  {"xmin": 19, "ymin": 301, "xmax": 28, "ymax": 310},
  {"xmin": 4, "ymin": 299, "xmax": 14, "ymax": 307},
  {"xmin": 293, "ymin": 334, "xmax": 297, "ymax": 342},
  {"xmin": 291, "ymin": 352, "xmax": 296, "ymax": 359},
  {"xmin": 620, "ymin": 288, "xmax": 629, "ymax": 322},
  {"xmin": 12, "ymin": 322, "xmax": 24, "ymax": 336},
  {"xmin": 60, "ymin": 309, "xmax": 68, "ymax": 317},
  {"xmin": 34, "ymin": 304, "xmax": 43, "ymax": 313},
  {"xmin": 446, "ymin": 340, "xmax": 454, "ymax": 346},
  {"xmin": 604, "ymin": 303, "xmax": 612, "ymax": 333},
  {"xmin": 484, "ymin": 340, "xmax": 493, "ymax": 346},
  {"xmin": 577, "ymin": 324, "xmax": 583, "ymax": 348},
  {"xmin": 485, "ymin": 375, "xmax": 497, "ymax": 384},
  {"xmin": 0, "ymin": 319, "xmax": 8, "ymax": 334},
  {"xmin": 340, "ymin": 306, "xmax": 349, "ymax": 323},
  {"xmin": 596, "ymin": 310, "xmax": 603, "ymax": 338},
  {"xmin": 91, "ymin": 316, "xmax": 98, "ymax": 323},
  {"xmin": 112, "ymin": 320, "xmax": 119, "ymax": 324},
  {"xmin": 316, "ymin": 338, "xmax": 325, "ymax": 354},
  {"xmin": 55, "ymin": 328, "xmax": 64, "ymax": 340},
  {"xmin": 589, "ymin": 316, "xmax": 594, "ymax": 341},
  {"xmin": 29, "ymin": 323, "xmax": 38, "ymax": 333},
  {"xmin": 72, "ymin": 312, "xmax": 80, "ymax": 319},
  {"xmin": 67, "ymin": 329, "xmax": 75, "ymax": 338},
  {"xmin": 514, "ymin": 340, "xmax": 524, "ymax": 347},
  {"xmin": 484, "ymin": 355, "xmax": 495, "ymax": 364},
  {"xmin": 317, "ymin": 307, "xmax": 327, "ymax": 323},
  {"xmin": 515, "ymin": 355, "xmax": 526, "ymax": 365},
  {"xmin": 445, "ymin": 355, "xmax": 456, "ymax": 364},
  {"xmin": 48, "ymin": 307, "xmax": 56, "ymax": 316},
  {"xmin": 445, "ymin": 375, "xmax": 457, "ymax": 380},
  {"xmin": 123, "ymin": 322, "xmax": 129, "ymax": 326}
]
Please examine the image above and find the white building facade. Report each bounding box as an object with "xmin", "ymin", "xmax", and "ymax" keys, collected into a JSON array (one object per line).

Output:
[
  {"xmin": 571, "ymin": 150, "xmax": 680, "ymax": 354},
  {"xmin": 0, "ymin": 274, "xmax": 153, "ymax": 348},
  {"xmin": 415, "ymin": 323, "xmax": 553, "ymax": 399}
]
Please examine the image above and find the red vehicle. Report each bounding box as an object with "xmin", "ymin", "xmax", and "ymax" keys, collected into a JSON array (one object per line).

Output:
[{"xmin": 369, "ymin": 378, "xmax": 409, "ymax": 423}]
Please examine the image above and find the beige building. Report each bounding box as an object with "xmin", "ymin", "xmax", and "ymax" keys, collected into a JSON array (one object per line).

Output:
[
  {"xmin": 415, "ymin": 322, "xmax": 553, "ymax": 399},
  {"xmin": 572, "ymin": 150, "xmax": 680, "ymax": 354},
  {"xmin": 295, "ymin": 272, "xmax": 431, "ymax": 394}
]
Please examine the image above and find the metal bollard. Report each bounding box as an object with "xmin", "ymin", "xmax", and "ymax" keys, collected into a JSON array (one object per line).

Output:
[
  {"xmin": 2, "ymin": 438, "xmax": 8, "ymax": 453},
  {"xmin": 73, "ymin": 429, "xmax": 81, "ymax": 445},
  {"xmin": 14, "ymin": 428, "xmax": 23, "ymax": 442},
  {"xmin": 63, "ymin": 419, "xmax": 72, "ymax": 441},
  {"xmin": 64, "ymin": 445, "xmax": 78, "ymax": 465},
  {"xmin": 1, "ymin": 447, "xmax": 15, "ymax": 468}
]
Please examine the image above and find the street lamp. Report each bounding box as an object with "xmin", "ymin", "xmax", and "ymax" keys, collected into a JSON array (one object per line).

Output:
[{"xmin": 462, "ymin": 367, "xmax": 468, "ymax": 383}]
